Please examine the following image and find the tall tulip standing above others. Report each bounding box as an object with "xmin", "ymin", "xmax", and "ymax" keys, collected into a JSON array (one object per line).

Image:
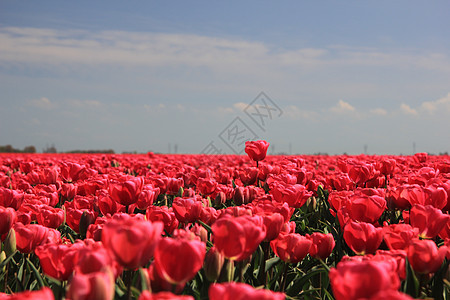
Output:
[{"xmin": 245, "ymin": 140, "xmax": 269, "ymax": 166}]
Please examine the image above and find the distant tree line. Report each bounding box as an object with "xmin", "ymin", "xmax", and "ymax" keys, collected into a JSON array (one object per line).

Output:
[
  {"xmin": 0, "ymin": 145, "xmax": 37, "ymax": 153},
  {"xmin": 65, "ymin": 149, "xmax": 115, "ymax": 154},
  {"xmin": 0, "ymin": 145, "xmax": 115, "ymax": 154}
]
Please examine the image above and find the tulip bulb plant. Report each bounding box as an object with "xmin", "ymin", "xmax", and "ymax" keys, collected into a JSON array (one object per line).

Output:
[{"xmin": 0, "ymin": 147, "xmax": 449, "ymax": 299}]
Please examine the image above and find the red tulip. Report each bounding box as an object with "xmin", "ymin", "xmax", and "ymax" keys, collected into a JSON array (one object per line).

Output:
[
  {"xmin": 376, "ymin": 158, "xmax": 397, "ymax": 176},
  {"xmin": 407, "ymin": 239, "xmax": 446, "ymax": 274},
  {"xmin": 172, "ymin": 197, "xmax": 204, "ymax": 224},
  {"xmin": 270, "ymin": 233, "xmax": 312, "ymax": 263},
  {"xmin": 238, "ymin": 167, "xmax": 258, "ymax": 186},
  {"xmin": 108, "ymin": 175, "xmax": 144, "ymax": 206},
  {"xmin": 65, "ymin": 201, "xmax": 97, "ymax": 234},
  {"xmin": 270, "ymin": 182, "xmax": 312, "ymax": 208},
  {"xmin": 244, "ymin": 140, "xmax": 269, "ymax": 162},
  {"xmin": 0, "ymin": 206, "xmax": 16, "ymax": 236},
  {"xmin": 390, "ymin": 184, "xmax": 429, "ymax": 210},
  {"xmin": 134, "ymin": 185, "xmax": 159, "ymax": 210},
  {"xmin": 196, "ymin": 177, "xmax": 218, "ymax": 195},
  {"xmin": 258, "ymin": 212, "xmax": 285, "ymax": 242},
  {"xmin": 348, "ymin": 164, "xmax": 375, "ymax": 186},
  {"xmin": 0, "ymin": 287, "xmax": 55, "ymax": 300},
  {"xmin": 146, "ymin": 263, "xmax": 185, "ymax": 294},
  {"xmin": 61, "ymin": 183, "xmax": 78, "ymax": 200},
  {"xmin": 0, "ymin": 187, "xmax": 24, "ymax": 210},
  {"xmin": 154, "ymin": 236, "xmax": 206, "ymax": 285},
  {"xmin": 146, "ymin": 206, "xmax": 179, "ymax": 235},
  {"xmin": 35, "ymin": 242, "xmax": 85, "ymax": 281},
  {"xmin": 347, "ymin": 194, "xmax": 386, "ymax": 224},
  {"xmin": 139, "ymin": 291, "xmax": 194, "ymax": 300},
  {"xmin": 329, "ymin": 260, "xmax": 400, "ymax": 300},
  {"xmin": 101, "ymin": 216, "xmax": 163, "ymax": 269},
  {"xmin": 36, "ymin": 205, "xmax": 64, "ymax": 229},
  {"xmin": 75, "ymin": 240, "xmax": 122, "ymax": 279},
  {"xmin": 212, "ymin": 215, "xmax": 266, "ymax": 261},
  {"xmin": 166, "ymin": 177, "xmax": 184, "ymax": 196},
  {"xmin": 66, "ymin": 269, "xmax": 115, "ymax": 300},
  {"xmin": 343, "ymin": 221, "xmax": 383, "ymax": 255},
  {"xmin": 98, "ymin": 193, "xmax": 125, "ymax": 216},
  {"xmin": 209, "ymin": 282, "xmax": 285, "ymax": 300},
  {"xmin": 410, "ymin": 204, "xmax": 450, "ymax": 239},
  {"xmin": 60, "ymin": 162, "xmax": 85, "ymax": 183},
  {"xmin": 383, "ymin": 224, "xmax": 419, "ymax": 250},
  {"xmin": 14, "ymin": 223, "xmax": 61, "ymax": 254},
  {"xmin": 368, "ymin": 290, "xmax": 414, "ymax": 300},
  {"xmin": 307, "ymin": 232, "xmax": 335, "ymax": 260}
]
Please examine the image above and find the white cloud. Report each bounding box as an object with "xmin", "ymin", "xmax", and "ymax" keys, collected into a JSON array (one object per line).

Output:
[
  {"xmin": 370, "ymin": 108, "xmax": 388, "ymax": 116},
  {"xmin": 400, "ymin": 103, "xmax": 418, "ymax": 116},
  {"xmin": 67, "ymin": 99, "xmax": 102, "ymax": 108},
  {"xmin": 330, "ymin": 99, "xmax": 356, "ymax": 114},
  {"xmin": 283, "ymin": 105, "xmax": 318, "ymax": 120},
  {"xmin": 28, "ymin": 97, "xmax": 53, "ymax": 109},
  {"xmin": 217, "ymin": 107, "xmax": 234, "ymax": 114},
  {"xmin": 1, "ymin": 26, "xmax": 449, "ymax": 74},
  {"xmin": 420, "ymin": 92, "xmax": 450, "ymax": 114},
  {"xmin": 233, "ymin": 102, "xmax": 248, "ymax": 111}
]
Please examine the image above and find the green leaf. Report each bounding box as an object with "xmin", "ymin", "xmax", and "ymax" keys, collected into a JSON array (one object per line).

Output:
[
  {"xmin": 265, "ymin": 257, "xmax": 281, "ymax": 273},
  {"xmin": 0, "ymin": 250, "xmax": 17, "ymax": 269},
  {"xmin": 197, "ymin": 220, "xmax": 212, "ymax": 234},
  {"xmin": 431, "ymin": 259, "xmax": 450, "ymax": 300},
  {"xmin": 139, "ymin": 268, "xmax": 149, "ymax": 291},
  {"xmin": 403, "ymin": 258, "xmax": 419, "ymax": 298},
  {"xmin": 26, "ymin": 257, "xmax": 47, "ymax": 288},
  {"xmin": 286, "ymin": 268, "xmax": 326, "ymax": 297}
]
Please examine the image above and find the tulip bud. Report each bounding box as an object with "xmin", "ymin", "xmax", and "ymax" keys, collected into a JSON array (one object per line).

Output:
[
  {"xmin": 197, "ymin": 226, "xmax": 208, "ymax": 244},
  {"xmin": 306, "ymin": 196, "xmax": 317, "ymax": 212},
  {"xmin": 204, "ymin": 247, "xmax": 225, "ymax": 282},
  {"xmin": 233, "ymin": 187, "xmax": 244, "ymax": 206},
  {"xmin": 67, "ymin": 269, "xmax": 115, "ymax": 300},
  {"xmin": 178, "ymin": 187, "xmax": 184, "ymax": 197},
  {"xmin": 0, "ymin": 251, "xmax": 6, "ymax": 272},
  {"xmin": 214, "ymin": 192, "xmax": 226, "ymax": 208},
  {"xmin": 4, "ymin": 228, "xmax": 16, "ymax": 256},
  {"xmin": 218, "ymin": 259, "xmax": 235, "ymax": 283},
  {"xmin": 79, "ymin": 210, "xmax": 96, "ymax": 238}
]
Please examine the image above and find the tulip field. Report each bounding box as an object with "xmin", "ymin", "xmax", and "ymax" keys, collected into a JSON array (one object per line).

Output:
[{"xmin": 0, "ymin": 141, "xmax": 450, "ymax": 299}]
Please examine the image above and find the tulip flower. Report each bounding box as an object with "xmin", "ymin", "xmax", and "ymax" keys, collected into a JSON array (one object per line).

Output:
[
  {"xmin": 329, "ymin": 260, "xmax": 400, "ymax": 300},
  {"xmin": 307, "ymin": 232, "xmax": 335, "ymax": 260},
  {"xmin": 153, "ymin": 236, "xmax": 206, "ymax": 285},
  {"xmin": 343, "ymin": 221, "xmax": 383, "ymax": 255},
  {"xmin": 212, "ymin": 215, "xmax": 266, "ymax": 261},
  {"xmin": 270, "ymin": 233, "xmax": 312, "ymax": 263},
  {"xmin": 407, "ymin": 239, "xmax": 446, "ymax": 274},
  {"xmin": 209, "ymin": 282, "xmax": 285, "ymax": 300},
  {"xmin": 409, "ymin": 204, "xmax": 450, "ymax": 239},
  {"xmin": 101, "ymin": 216, "xmax": 163, "ymax": 269}
]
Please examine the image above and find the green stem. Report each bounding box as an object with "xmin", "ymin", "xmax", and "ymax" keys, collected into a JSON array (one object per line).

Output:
[
  {"xmin": 22, "ymin": 254, "xmax": 29, "ymax": 290},
  {"xmin": 125, "ymin": 270, "xmax": 133, "ymax": 300},
  {"xmin": 258, "ymin": 242, "xmax": 269, "ymax": 286},
  {"xmin": 238, "ymin": 261, "xmax": 244, "ymax": 282},
  {"xmin": 318, "ymin": 258, "xmax": 330, "ymax": 272},
  {"xmin": 280, "ymin": 261, "xmax": 289, "ymax": 292}
]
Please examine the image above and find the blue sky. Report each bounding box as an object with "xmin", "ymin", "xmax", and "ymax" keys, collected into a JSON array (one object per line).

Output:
[{"xmin": 1, "ymin": 1, "xmax": 449, "ymax": 154}]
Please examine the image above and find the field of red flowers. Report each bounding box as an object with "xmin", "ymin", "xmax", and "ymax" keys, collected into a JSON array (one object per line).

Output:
[{"xmin": 0, "ymin": 141, "xmax": 449, "ymax": 300}]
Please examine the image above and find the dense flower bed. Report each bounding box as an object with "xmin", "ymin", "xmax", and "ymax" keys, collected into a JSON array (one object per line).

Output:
[{"xmin": 0, "ymin": 144, "xmax": 449, "ymax": 299}]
